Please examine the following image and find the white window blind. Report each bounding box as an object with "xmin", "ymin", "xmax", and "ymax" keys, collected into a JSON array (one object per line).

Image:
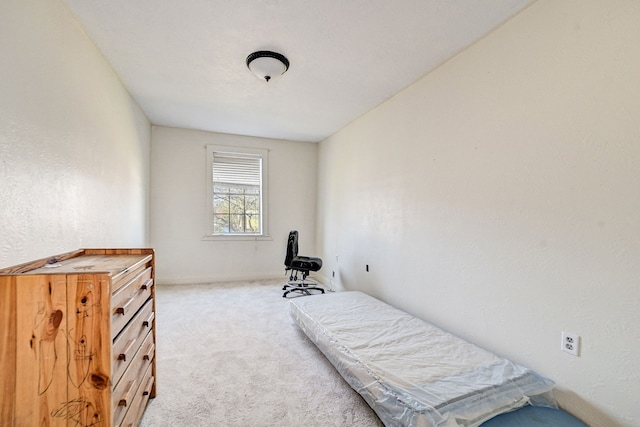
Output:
[{"xmin": 212, "ymin": 154, "xmax": 261, "ymax": 187}]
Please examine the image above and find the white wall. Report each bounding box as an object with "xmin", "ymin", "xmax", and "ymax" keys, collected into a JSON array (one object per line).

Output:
[
  {"xmin": 150, "ymin": 126, "xmax": 317, "ymax": 284},
  {"xmin": 0, "ymin": 0, "xmax": 151, "ymax": 269},
  {"xmin": 317, "ymin": 0, "xmax": 640, "ymax": 426}
]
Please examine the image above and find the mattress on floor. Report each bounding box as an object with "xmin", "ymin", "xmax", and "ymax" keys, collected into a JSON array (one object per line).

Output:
[{"xmin": 289, "ymin": 291, "xmax": 557, "ymax": 427}]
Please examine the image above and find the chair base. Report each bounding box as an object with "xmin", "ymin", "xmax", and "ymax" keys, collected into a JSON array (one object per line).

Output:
[{"xmin": 283, "ymin": 280, "xmax": 325, "ymax": 298}]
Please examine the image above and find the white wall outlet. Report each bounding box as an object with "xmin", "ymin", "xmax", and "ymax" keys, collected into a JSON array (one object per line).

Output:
[{"xmin": 561, "ymin": 331, "xmax": 580, "ymax": 356}]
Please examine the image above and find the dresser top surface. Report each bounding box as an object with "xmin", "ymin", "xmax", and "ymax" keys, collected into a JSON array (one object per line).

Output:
[{"xmin": 2, "ymin": 253, "xmax": 152, "ymax": 277}]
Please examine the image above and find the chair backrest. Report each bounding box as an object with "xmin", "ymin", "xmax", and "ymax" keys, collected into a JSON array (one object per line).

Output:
[{"xmin": 284, "ymin": 230, "xmax": 299, "ymax": 268}]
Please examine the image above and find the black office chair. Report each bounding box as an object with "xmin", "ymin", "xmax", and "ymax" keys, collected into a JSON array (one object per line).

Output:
[{"xmin": 283, "ymin": 230, "xmax": 325, "ymax": 298}]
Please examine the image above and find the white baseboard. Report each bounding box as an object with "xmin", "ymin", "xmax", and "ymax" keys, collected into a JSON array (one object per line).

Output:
[
  {"xmin": 156, "ymin": 272, "xmax": 329, "ymax": 287},
  {"xmin": 155, "ymin": 272, "xmax": 285, "ymax": 286}
]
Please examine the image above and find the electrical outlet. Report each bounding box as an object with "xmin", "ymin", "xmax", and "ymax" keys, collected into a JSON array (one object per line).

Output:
[{"xmin": 561, "ymin": 331, "xmax": 580, "ymax": 356}]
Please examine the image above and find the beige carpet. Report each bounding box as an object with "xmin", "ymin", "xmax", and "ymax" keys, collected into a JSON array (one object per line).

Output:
[{"xmin": 140, "ymin": 279, "xmax": 383, "ymax": 427}]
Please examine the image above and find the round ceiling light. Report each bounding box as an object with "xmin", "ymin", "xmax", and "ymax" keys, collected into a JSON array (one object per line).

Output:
[{"xmin": 246, "ymin": 50, "xmax": 290, "ymax": 82}]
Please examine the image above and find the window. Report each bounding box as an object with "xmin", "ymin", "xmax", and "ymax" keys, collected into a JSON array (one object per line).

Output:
[{"xmin": 205, "ymin": 145, "xmax": 269, "ymax": 239}]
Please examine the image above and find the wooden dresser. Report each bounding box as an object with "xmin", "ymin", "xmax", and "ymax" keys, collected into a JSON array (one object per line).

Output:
[{"xmin": 0, "ymin": 248, "xmax": 157, "ymax": 427}]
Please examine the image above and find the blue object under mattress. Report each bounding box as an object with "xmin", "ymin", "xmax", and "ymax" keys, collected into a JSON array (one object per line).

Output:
[
  {"xmin": 289, "ymin": 291, "xmax": 559, "ymax": 427},
  {"xmin": 480, "ymin": 405, "xmax": 587, "ymax": 426}
]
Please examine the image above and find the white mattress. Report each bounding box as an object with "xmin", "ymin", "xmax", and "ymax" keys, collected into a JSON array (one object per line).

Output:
[{"xmin": 289, "ymin": 291, "xmax": 556, "ymax": 427}]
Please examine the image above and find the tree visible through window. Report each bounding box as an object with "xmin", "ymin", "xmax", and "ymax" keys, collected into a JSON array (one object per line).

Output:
[
  {"xmin": 213, "ymin": 184, "xmax": 260, "ymax": 233},
  {"xmin": 210, "ymin": 149, "xmax": 266, "ymax": 235}
]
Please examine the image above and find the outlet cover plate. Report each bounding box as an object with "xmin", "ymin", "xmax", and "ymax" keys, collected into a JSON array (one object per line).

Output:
[{"xmin": 561, "ymin": 331, "xmax": 580, "ymax": 356}]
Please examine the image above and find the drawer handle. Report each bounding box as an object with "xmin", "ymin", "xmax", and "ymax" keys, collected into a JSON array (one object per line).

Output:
[
  {"xmin": 118, "ymin": 339, "xmax": 137, "ymax": 362},
  {"xmin": 115, "ymin": 296, "xmax": 136, "ymax": 315},
  {"xmin": 142, "ymin": 311, "xmax": 155, "ymax": 328},
  {"xmin": 118, "ymin": 380, "xmax": 136, "ymax": 407},
  {"xmin": 142, "ymin": 342, "xmax": 155, "ymax": 361},
  {"xmin": 142, "ymin": 375, "xmax": 155, "ymax": 396},
  {"xmin": 140, "ymin": 278, "xmax": 153, "ymax": 290}
]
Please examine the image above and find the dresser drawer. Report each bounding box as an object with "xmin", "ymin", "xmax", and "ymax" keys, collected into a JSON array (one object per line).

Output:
[
  {"xmin": 111, "ymin": 261, "xmax": 148, "ymax": 294},
  {"xmin": 111, "ymin": 267, "xmax": 153, "ymax": 337},
  {"xmin": 112, "ymin": 298, "xmax": 154, "ymax": 388},
  {"xmin": 119, "ymin": 364, "xmax": 154, "ymax": 427},
  {"xmin": 112, "ymin": 331, "xmax": 155, "ymax": 426},
  {"xmin": 111, "ymin": 255, "xmax": 153, "ymax": 292}
]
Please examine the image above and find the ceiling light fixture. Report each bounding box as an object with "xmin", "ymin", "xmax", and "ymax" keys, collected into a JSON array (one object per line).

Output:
[{"xmin": 246, "ymin": 50, "xmax": 289, "ymax": 82}]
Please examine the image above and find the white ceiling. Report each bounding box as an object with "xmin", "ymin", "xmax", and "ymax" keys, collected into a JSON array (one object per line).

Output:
[{"xmin": 62, "ymin": 0, "xmax": 535, "ymax": 143}]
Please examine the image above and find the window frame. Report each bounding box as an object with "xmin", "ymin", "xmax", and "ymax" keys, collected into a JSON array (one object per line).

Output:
[{"xmin": 203, "ymin": 145, "xmax": 270, "ymax": 241}]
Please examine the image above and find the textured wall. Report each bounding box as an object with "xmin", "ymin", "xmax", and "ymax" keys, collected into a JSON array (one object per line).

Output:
[
  {"xmin": 0, "ymin": 0, "xmax": 151, "ymax": 268},
  {"xmin": 150, "ymin": 126, "xmax": 317, "ymax": 284},
  {"xmin": 317, "ymin": 0, "xmax": 640, "ymax": 426}
]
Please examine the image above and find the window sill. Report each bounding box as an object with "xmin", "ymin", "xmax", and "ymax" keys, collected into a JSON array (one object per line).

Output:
[{"xmin": 201, "ymin": 234, "xmax": 273, "ymax": 242}]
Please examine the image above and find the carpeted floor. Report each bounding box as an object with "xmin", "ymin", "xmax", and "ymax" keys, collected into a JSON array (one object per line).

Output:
[{"xmin": 140, "ymin": 279, "xmax": 383, "ymax": 427}]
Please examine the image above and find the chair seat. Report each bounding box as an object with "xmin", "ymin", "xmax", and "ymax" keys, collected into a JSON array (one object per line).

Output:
[{"xmin": 290, "ymin": 256, "xmax": 322, "ymax": 272}]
